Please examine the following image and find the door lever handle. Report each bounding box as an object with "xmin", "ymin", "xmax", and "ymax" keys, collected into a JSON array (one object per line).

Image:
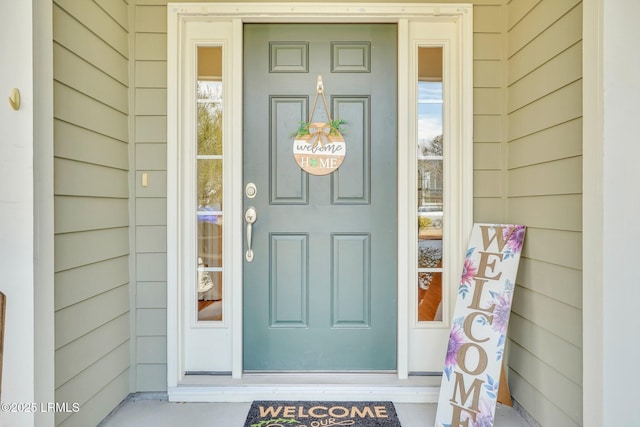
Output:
[{"xmin": 245, "ymin": 207, "xmax": 257, "ymax": 262}]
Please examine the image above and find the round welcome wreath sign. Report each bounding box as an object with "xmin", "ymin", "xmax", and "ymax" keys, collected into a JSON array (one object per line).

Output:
[{"xmin": 292, "ymin": 76, "xmax": 346, "ymax": 176}]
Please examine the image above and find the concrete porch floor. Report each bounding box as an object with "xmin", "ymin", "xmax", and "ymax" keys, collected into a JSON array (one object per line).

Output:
[{"xmin": 100, "ymin": 397, "xmax": 533, "ymax": 426}]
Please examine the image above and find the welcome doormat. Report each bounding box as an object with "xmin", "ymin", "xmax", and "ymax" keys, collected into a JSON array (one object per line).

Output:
[{"xmin": 244, "ymin": 401, "xmax": 401, "ymax": 427}]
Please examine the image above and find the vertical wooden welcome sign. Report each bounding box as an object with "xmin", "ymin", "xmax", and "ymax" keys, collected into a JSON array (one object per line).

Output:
[{"xmin": 435, "ymin": 224, "xmax": 526, "ymax": 427}]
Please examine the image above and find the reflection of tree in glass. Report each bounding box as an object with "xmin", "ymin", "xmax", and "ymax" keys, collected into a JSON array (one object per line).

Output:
[
  {"xmin": 197, "ymin": 83, "xmax": 223, "ymax": 209},
  {"xmin": 418, "ymin": 134, "xmax": 443, "ymax": 205}
]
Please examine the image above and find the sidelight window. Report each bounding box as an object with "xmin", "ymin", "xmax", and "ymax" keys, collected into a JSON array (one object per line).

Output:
[
  {"xmin": 417, "ymin": 47, "xmax": 444, "ymax": 322},
  {"xmin": 196, "ymin": 46, "xmax": 224, "ymax": 322}
]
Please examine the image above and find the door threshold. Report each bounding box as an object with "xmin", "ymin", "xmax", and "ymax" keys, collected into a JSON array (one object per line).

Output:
[{"xmin": 170, "ymin": 373, "xmax": 441, "ymax": 403}]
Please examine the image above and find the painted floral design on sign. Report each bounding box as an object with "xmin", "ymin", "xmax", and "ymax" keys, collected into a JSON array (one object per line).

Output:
[{"xmin": 435, "ymin": 224, "xmax": 526, "ymax": 427}]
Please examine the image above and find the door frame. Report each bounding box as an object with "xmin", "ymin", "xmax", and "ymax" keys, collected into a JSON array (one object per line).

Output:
[{"xmin": 167, "ymin": 2, "xmax": 473, "ymax": 399}]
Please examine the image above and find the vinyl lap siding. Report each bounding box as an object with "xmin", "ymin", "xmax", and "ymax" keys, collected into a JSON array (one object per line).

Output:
[
  {"xmin": 472, "ymin": 2, "xmax": 508, "ymax": 224},
  {"xmin": 53, "ymin": 1, "xmax": 131, "ymax": 426},
  {"xmin": 506, "ymin": 1, "xmax": 583, "ymax": 426},
  {"xmin": 133, "ymin": 2, "xmax": 168, "ymax": 391}
]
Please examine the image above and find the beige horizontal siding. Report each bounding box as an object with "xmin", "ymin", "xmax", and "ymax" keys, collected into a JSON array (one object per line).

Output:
[
  {"xmin": 135, "ymin": 5, "xmax": 167, "ymax": 33},
  {"xmin": 509, "ymin": 369, "xmax": 581, "ymax": 427},
  {"xmin": 136, "ymin": 253, "xmax": 167, "ymax": 282},
  {"xmin": 54, "ymin": 228, "xmax": 129, "ymax": 272},
  {"xmin": 474, "ymin": 33, "xmax": 503, "ymax": 60},
  {"xmin": 473, "ymin": 60, "xmax": 502, "ymax": 88},
  {"xmin": 136, "ymin": 364, "xmax": 167, "ymax": 392},
  {"xmin": 508, "ymin": 0, "xmax": 541, "ymax": 30},
  {"xmin": 508, "ymin": 118, "xmax": 582, "ymax": 168},
  {"xmin": 54, "ymin": 158, "xmax": 128, "ymax": 197},
  {"xmin": 509, "ymin": 314, "xmax": 582, "ymax": 385},
  {"xmin": 55, "ymin": 285, "xmax": 130, "ymax": 349},
  {"xmin": 95, "ymin": 0, "xmax": 129, "ymax": 30},
  {"xmin": 55, "ymin": 0, "xmax": 129, "ymax": 57},
  {"xmin": 137, "ymin": 336, "xmax": 167, "ymax": 364},
  {"xmin": 133, "ymin": 3, "xmax": 168, "ymax": 393},
  {"xmin": 55, "ymin": 343, "xmax": 129, "ymax": 425},
  {"xmin": 55, "ymin": 256, "xmax": 130, "ymax": 311},
  {"xmin": 506, "ymin": 1, "xmax": 583, "ymax": 425},
  {"xmin": 55, "ymin": 196, "xmax": 129, "ymax": 233},
  {"xmin": 508, "ymin": 3, "xmax": 582, "ymax": 85},
  {"xmin": 55, "ymin": 313, "xmax": 130, "ymax": 388},
  {"xmin": 509, "ymin": 195, "xmax": 582, "ymax": 231},
  {"xmin": 135, "ymin": 33, "xmax": 167, "ymax": 60},
  {"xmin": 512, "ymin": 285, "xmax": 582, "ymax": 348},
  {"xmin": 55, "ymin": 120, "xmax": 128, "ymax": 169},
  {"xmin": 474, "ymin": 87, "xmax": 503, "ymax": 115},
  {"xmin": 509, "ymin": 341, "xmax": 582, "ymax": 424},
  {"xmin": 136, "ymin": 116, "xmax": 167, "ymax": 142},
  {"xmin": 136, "ymin": 198, "xmax": 167, "ymax": 225},
  {"xmin": 53, "ymin": 1, "xmax": 131, "ymax": 425},
  {"xmin": 137, "ymin": 282, "xmax": 167, "ymax": 309},
  {"xmin": 135, "ymin": 88, "xmax": 167, "ymax": 115},
  {"xmin": 510, "ymin": 341, "xmax": 581, "ymax": 421},
  {"xmin": 517, "ymin": 257, "xmax": 581, "ymax": 308},
  {"xmin": 474, "ymin": 199, "xmax": 507, "ymax": 224},
  {"xmin": 136, "ymin": 308, "xmax": 167, "ymax": 336},
  {"xmin": 136, "ymin": 226, "xmax": 167, "ymax": 253},
  {"xmin": 521, "ymin": 227, "xmax": 582, "ymax": 270},
  {"xmin": 136, "ymin": 143, "xmax": 166, "ymax": 170},
  {"xmin": 471, "ymin": 1, "xmax": 507, "ymax": 251},
  {"xmin": 135, "ymin": 61, "xmax": 167, "ymax": 88},
  {"xmin": 58, "ymin": 370, "xmax": 129, "ymax": 427},
  {"xmin": 474, "ymin": 5, "xmax": 504, "ymax": 33},
  {"xmin": 508, "ymin": 156, "xmax": 582, "ymax": 196},
  {"xmin": 507, "ymin": 0, "xmax": 581, "ymax": 58},
  {"xmin": 508, "ymin": 79, "xmax": 582, "ymax": 141},
  {"xmin": 474, "ymin": 142, "xmax": 502, "ymax": 170},
  {"xmin": 54, "ymin": 43, "xmax": 129, "ymax": 114},
  {"xmin": 508, "ymin": 41, "xmax": 582, "ymax": 113},
  {"xmin": 53, "ymin": 4, "xmax": 128, "ymax": 85},
  {"xmin": 54, "ymin": 83, "xmax": 128, "ymax": 143},
  {"xmin": 474, "ymin": 115, "xmax": 504, "ymax": 142},
  {"xmin": 474, "ymin": 171, "xmax": 503, "ymax": 197}
]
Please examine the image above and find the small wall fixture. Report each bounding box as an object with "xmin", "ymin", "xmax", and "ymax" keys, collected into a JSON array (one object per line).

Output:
[{"xmin": 8, "ymin": 88, "xmax": 20, "ymax": 111}]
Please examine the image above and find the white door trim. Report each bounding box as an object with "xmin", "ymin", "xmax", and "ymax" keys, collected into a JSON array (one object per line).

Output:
[{"xmin": 167, "ymin": 2, "xmax": 473, "ymax": 401}]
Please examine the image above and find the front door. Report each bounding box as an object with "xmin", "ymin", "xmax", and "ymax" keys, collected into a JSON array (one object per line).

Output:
[{"xmin": 243, "ymin": 24, "xmax": 397, "ymax": 371}]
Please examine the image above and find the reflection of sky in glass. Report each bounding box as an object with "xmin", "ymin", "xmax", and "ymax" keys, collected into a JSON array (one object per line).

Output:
[
  {"xmin": 418, "ymin": 82, "xmax": 443, "ymax": 145},
  {"xmin": 418, "ymin": 103, "xmax": 442, "ymax": 144},
  {"xmin": 418, "ymin": 82, "xmax": 443, "ymax": 102}
]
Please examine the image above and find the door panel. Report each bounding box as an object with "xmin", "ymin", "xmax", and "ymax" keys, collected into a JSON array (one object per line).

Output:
[{"xmin": 243, "ymin": 24, "xmax": 397, "ymax": 371}]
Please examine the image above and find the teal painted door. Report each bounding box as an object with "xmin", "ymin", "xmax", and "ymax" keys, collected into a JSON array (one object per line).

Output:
[{"xmin": 243, "ymin": 24, "xmax": 397, "ymax": 371}]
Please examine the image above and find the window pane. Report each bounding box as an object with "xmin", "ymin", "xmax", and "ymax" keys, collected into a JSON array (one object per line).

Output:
[
  {"xmin": 417, "ymin": 47, "xmax": 444, "ymax": 323},
  {"xmin": 418, "ymin": 81, "xmax": 443, "ymax": 102},
  {"xmin": 198, "ymin": 159, "xmax": 223, "ymax": 210},
  {"xmin": 197, "ymin": 82, "xmax": 223, "ymax": 156},
  {"xmin": 197, "ymin": 270, "xmax": 222, "ymax": 321},
  {"xmin": 197, "ymin": 46, "xmax": 223, "ymax": 322},
  {"xmin": 418, "ymin": 104, "xmax": 442, "ymax": 146},
  {"xmin": 197, "ymin": 213, "xmax": 222, "ymax": 268},
  {"xmin": 418, "ymin": 272, "xmax": 443, "ymax": 321}
]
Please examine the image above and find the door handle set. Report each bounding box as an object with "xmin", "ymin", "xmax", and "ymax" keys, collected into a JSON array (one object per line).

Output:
[{"xmin": 245, "ymin": 206, "xmax": 257, "ymax": 262}]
